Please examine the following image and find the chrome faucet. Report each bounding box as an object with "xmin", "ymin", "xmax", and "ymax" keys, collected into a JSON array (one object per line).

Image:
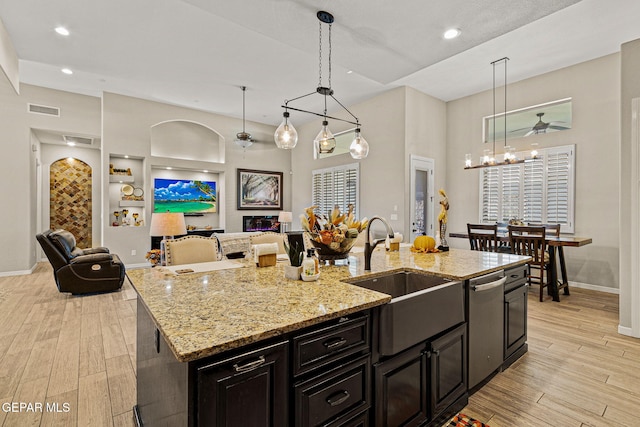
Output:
[{"xmin": 364, "ymin": 216, "xmax": 395, "ymax": 270}]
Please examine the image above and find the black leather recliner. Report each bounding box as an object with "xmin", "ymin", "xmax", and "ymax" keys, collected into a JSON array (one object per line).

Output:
[{"xmin": 36, "ymin": 229, "xmax": 125, "ymax": 294}]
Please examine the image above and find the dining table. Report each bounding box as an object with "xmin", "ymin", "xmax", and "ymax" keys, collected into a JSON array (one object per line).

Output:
[{"xmin": 449, "ymin": 230, "xmax": 592, "ymax": 302}]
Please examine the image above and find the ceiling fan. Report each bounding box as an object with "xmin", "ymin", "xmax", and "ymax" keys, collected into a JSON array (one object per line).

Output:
[
  {"xmin": 512, "ymin": 112, "xmax": 571, "ymax": 136},
  {"xmin": 234, "ymin": 86, "xmax": 258, "ymax": 149}
]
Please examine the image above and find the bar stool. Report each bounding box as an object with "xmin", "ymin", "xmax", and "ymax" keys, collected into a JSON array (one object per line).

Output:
[
  {"xmin": 508, "ymin": 225, "xmax": 548, "ymax": 302},
  {"xmin": 528, "ymin": 223, "xmax": 569, "ymax": 298}
]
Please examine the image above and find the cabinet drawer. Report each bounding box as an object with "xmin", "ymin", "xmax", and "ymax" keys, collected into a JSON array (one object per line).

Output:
[
  {"xmin": 293, "ymin": 315, "xmax": 369, "ymax": 377},
  {"xmin": 294, "ymin": 355, "xmax": 370, "ymax": 427},
  {"xmin": 505, "ymin": 265, "xmax": 527, "ymax": 284}
]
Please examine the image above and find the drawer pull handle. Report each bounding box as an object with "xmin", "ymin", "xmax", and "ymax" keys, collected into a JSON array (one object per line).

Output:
[
  {"xmin": 323, "ymin": 337, "xmax": 347, "ymax": 350},
  {"xmin": 326, "ymin": 390, "xmax": 350, "ymax": 407},
  {"xmin": 233, "ymin": 356, "xmax": 265, "ymax": 373}
]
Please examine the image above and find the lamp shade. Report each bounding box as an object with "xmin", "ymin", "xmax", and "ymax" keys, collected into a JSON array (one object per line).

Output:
[
  {"xmin": 149, "ymin": 212, "xmax": 187, "ymax": 237},
  {"xmin": 278, "ymin": 211, "xmax": 293, "ymax": 223}
]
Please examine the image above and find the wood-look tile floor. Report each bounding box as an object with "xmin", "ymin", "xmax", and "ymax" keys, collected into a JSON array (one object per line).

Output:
[
  {"xmin": 0, "ymin": 263, "xmax": 137, "ymax": 427},
  {"xmin": 1, "ymin": 263, "xmax": 638, "ymax": 426}
]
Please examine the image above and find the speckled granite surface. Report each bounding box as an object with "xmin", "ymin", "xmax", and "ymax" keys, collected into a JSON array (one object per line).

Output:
[{"xmin": 127, "ymin": 247, "xmax": 529, "ymax": 362}]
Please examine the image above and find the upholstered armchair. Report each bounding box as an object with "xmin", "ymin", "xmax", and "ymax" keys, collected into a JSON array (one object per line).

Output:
[{"xmin": 36, "ymin": 229, "xmax": 125, "ymax": 294}]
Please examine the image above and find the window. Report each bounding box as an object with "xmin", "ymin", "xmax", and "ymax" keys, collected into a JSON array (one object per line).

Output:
[
  {"xmin": 480, "ymin": 145, "xmax": 574, "ymax": 232},
  {"xmin": 312, "ymin": 163, "xmax": 359, "ymax": 218}
]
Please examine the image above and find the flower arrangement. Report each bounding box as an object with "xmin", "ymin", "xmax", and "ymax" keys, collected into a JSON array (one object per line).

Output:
[
  {"xmin": 145, "ymin": 249, "xmax": 162, "ymax": 266},
  {"xmin": 300, "ymin": 204, "xmax": 368, "ymax": 255}
]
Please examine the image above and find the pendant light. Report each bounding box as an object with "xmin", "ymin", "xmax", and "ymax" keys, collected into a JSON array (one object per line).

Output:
[
  {"xmin": 235, "ymin": 86, "xmax": 254, "ymax": 150},
  {"xmin": 349, "ymin": 127, "xmax": 369, "ymax": 159},
  {"xmin": 274, "ymin": 111, "xmax": 298, "ymax": 149},
  {"xmin": 464, "ymin": 57, "xmax": 530, "ymax": 170},
  {"xmin": 276, "ymin": 11, "xmax": 369, "ymax": 159}
]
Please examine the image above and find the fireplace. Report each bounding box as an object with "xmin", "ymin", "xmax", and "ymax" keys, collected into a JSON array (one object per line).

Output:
[{"xmin": 243, "ymin": 216, "xmax": 281, "ymax": 233}]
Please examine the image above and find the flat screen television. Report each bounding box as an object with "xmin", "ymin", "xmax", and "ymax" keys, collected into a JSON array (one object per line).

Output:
[{"xmin": 153, "ymin": 178, "xmax": 217, "ymax": 213}]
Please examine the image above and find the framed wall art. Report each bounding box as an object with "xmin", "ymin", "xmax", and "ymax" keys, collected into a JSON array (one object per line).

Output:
[
  {"xmin": 237, "ymin": 169, "xmax": 283, "ymax": 210},
  {"xmin": 483, "ymin": 97, "xmax": 572, "ymax": 143}
]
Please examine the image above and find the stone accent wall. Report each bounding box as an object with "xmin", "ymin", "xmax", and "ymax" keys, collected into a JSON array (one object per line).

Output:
[{"xmin": 50, "ymin": 158, "xmax": 92, "ymax": 248}]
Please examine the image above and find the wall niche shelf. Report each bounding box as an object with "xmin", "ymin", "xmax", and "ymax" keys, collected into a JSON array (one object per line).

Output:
[
  {"xmin": 109, "ymin": 174, "xmax": 135, "ymax": 183},
  {"xmin": 120, "ymin": 200, "xmax": 145, "ymax": 207}
]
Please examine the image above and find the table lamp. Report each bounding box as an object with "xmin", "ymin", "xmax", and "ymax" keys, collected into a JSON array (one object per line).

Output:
[
  {"xmin": 149, "ymin": 212, "xmax": 187, "ymax": 265},
  {"xmin": 278, "ymin": 211, "xmax": 293, "ymax": 233}
]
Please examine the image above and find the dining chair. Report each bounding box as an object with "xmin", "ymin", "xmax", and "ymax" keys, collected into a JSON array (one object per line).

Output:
[
  {"xmin": 508, "ymin": 225, "xmax": 548, "ymax": 302},
  {"xmin": 495, "ymin": 222, "xmax": 512, "ymax": 253},
  {"xmin": 164, "ymin": 235, "xmax": 220, "ymax": 266},
  {"xmin": 467, "ymin": 223, "xmax": 499, "ymax": 252}
]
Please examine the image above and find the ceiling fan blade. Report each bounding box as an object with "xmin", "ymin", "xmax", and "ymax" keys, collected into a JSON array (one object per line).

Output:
[
  {"xmin": 524, "ymin": 130, "xmax": 535, "ymax": 137},
  {"xmin": 548, "ymin": 125, "xmax": 570, "ymax": 130},
  {"xmin": 509, "ymin": 127, "xmax": 533, "ymax": 133}
]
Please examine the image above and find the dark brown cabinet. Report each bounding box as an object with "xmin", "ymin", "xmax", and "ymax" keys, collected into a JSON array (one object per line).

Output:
[
  {"xmin": 503, "ymin": 265, "xmax": 528, "ymax": 368},
  {"xmin": 428, "ymin": 323, "xmax": 467, "ymax": 416},
  {"xmin": 372, "ymin": 322, "xmax": 467, "ymax": 427},
  {"xmin": 294, "ymin": 355, "xmax": 370, "ymax": 427},
  {"xmin": 196, "ymin": 340, "xmax": 289, "ymax": 427},
  {"xmin": 374, "ymin": 344, "xmax": 428, "ymax": 427}
]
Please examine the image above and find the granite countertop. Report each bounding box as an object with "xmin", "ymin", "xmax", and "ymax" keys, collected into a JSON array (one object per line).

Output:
[{"xmin": 127, "ymin": 247, "xmax": 529, "ymax": 363}]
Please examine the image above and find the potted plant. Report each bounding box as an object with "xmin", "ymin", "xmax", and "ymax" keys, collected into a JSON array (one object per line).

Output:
[{"xmin": 284, "ymin": 240, "xmax": 304, "ymax": 280}]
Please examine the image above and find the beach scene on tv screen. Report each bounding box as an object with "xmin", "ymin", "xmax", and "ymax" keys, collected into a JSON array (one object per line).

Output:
[{"xmin": 154, "ymin": 179, "xmax": 216, "ymax": 213}]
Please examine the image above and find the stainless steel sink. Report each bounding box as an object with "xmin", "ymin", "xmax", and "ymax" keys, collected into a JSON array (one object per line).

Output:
[{"xmin": 346, "ymin": 271, "xmax": 464, "ymax": 356}]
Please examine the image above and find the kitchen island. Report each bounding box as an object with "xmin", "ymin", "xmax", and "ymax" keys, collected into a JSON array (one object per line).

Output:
[{"xmin": 128, "ymin": 247, "xmax": 530, "ymax": 426}]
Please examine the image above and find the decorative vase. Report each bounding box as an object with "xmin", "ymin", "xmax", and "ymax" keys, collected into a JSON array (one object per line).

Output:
[{"xmin": 284, "ymin": 265, "xmax": 302, "ymax": 280}]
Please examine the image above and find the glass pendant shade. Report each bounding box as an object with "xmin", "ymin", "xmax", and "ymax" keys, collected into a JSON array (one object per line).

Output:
[
  {"xmin": 349, "ymin": 128, "xmax": 369, "ymax": 159},
  {"xmin": 274, "ymin": 112, "xmax": 298, "ymax": 149},
  {"xmin": 314, "ymin": 120, "xmax": 336, "ymax": 154}
]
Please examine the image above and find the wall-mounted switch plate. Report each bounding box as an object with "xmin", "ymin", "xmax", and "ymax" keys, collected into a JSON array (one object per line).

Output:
[
  {"xmin": 390, "ymin": 214, "xmax": 398, "ymax": 221},
  {"xmin": 131, "ymin": 249, "xmax": 137, "ymax": 256}
]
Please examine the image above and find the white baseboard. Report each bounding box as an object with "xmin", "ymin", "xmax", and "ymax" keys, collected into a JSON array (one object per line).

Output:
[
  {"xmin": 617, "ymin": 325, "xmax": 639, "ymax": 338},
  {"xmin": 0, "ymin": 264, "xmax": 37, "ymax": 277},
  {"xmin": 569, "ymin": 280, "xmax": 619, "ymax": 294},
  {"xmin": 125, "ymin": 263, "xmax": 151, "ymax": 270}
]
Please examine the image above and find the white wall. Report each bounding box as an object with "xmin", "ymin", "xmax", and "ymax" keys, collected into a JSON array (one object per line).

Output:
[
  {"xmin": 0, "ymin": 78, "xmax": 101, "ymax": 274},
  {"xmin": 446, "ymin": 54, "xmax": 620, "ymax": 291},
  {"xmin": 620, "ymin": 39, "xmax": 640, "ymax": 331}
]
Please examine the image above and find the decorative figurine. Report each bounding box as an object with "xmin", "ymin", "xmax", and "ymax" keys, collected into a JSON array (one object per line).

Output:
[
  {"xmin": 113, "ymin": 211, "xmax": 120, "ymax": 227},
  {"xmin": 437, "ymin": 188, "xmax": 449, "ymax": 251},
  {"xmin": 133, "ymin": 212, "xmax": 140, "ymax": 226}
]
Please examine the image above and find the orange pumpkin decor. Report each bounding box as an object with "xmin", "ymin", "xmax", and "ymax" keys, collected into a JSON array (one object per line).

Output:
[{"xmin": 410, "ymin": 235, "xmax": 439, "ymax": 253}]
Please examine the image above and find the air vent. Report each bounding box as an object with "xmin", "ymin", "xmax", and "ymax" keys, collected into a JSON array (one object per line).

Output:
[
  {"xmin": 64, "ymin": 135, "xmax": 93, "ymax": 146},
  {"xmin": 28, "ymin": 103, "xmax": 60, "ymax": 117}
]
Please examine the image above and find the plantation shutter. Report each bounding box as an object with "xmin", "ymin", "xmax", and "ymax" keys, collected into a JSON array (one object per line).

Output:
[
  {"xmin": 523, "ymin": 157, "xmax": 544, "ymax": 223},
  {"xmin": 478, "ymin": 144, "xmax": 574, "ymax": 232},
  {"xmin": 501, "ymin": 163, "xmax": 521, "ymax": 222},
  {"xmin": 546, "ymin": 146, "xmax": 573, "ymax": 228},
  {"xmin": 312, "ymin": 164, "xmax": 360, "ymax": 218},
  {"xmin": 481, "ymin": 167, "xmax": 499, "ymax": 222}
]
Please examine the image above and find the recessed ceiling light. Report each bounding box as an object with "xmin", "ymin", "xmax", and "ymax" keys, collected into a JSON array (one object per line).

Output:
[
  {"xmin": 124, "ymin": 155, "xmax": 129, "ymax": 159},
  {"xmin": 347, "ymin": 70, "xmax": 353, "ymax": 74},
  {"xmin": 55, "ymin": 26, "xmax": 70, "ymax": 36},
  {"xmin": 443, "ymin": 28, "xmax": 461, "ymax": 40},
  {"xmin": 203, "ymin": 170, "xmax": 208, "ymax": 173},
  {"xmin": 166, "ymin": 167, "xmax": 172, "ymax": 170},
  {"xmin": 66, "ymin": 141, "xmax": 76, "ymax": 146},
  {"xmin": 61, "ymin": 68, "xmax": 73, "ymax": 75}
]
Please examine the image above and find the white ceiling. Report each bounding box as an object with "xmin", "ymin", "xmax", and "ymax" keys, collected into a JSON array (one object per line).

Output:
[{"xmin": 1, "ymin": 0, "xmax": 640, "ymax": 131}]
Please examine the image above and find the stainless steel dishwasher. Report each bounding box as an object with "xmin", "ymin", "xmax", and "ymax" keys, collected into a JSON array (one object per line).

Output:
[{"xmin": 468, "ymin": 270, "xmax": 506, "ymax": 389}]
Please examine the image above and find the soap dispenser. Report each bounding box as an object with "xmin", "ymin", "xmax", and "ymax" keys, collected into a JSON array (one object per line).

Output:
[{"xmin": 302, "ymin": 249, "xmax": 319, "ymax": 279}]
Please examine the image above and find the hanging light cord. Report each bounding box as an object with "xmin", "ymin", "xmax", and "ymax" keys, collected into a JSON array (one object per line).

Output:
[{"xmin": 241, "ymin": 86, "xmax": 246, "ymax": 133}]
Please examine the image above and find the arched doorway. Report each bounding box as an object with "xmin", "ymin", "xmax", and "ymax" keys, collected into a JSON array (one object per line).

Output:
[{"xmin": 50, "ymin": 157, "xmax": 93, "ymax": 248}]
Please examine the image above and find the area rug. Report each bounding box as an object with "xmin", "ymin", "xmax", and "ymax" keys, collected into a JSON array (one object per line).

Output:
[{"xmin": 447, "ymin": 413, "xmax": 490, "ymax": 427}]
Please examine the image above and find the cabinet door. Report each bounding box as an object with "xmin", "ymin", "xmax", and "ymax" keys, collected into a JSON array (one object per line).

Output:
[
  {"xmin": 504, "ymin": 284, "xmax": 528, "ymax": 360},
  {"xmin": 196, "ymin": 340, "xmax": 288, "ymax": 427},
  {"xmin": 429, "ymin": 323, "xmax": 467, "ymax": 416},
  {"xmin": 374, "ymin": 344, "xmax": 428, "ymax": 427}
]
